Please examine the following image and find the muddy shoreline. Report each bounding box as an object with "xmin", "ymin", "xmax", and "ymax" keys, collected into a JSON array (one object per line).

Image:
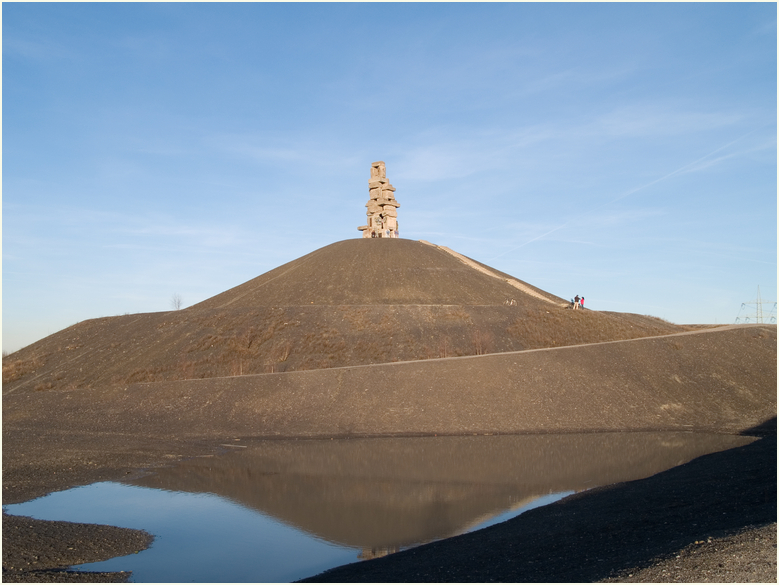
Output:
[
  {"xmin": 3, "ymin": 420, "xmax": 775, "ymax": 583},
  {"xmin": 301, "ymin": 419, "xmax": 776, "ymax": 582}
]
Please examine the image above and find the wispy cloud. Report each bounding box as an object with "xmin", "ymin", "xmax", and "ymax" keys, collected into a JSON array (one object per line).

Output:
[
  {"xmin": 392, "ymin": 125, "xmax": 556, "ymax": 182},
  {"xmin": 608, "ymin": 129, "xmax": 761, "ymax": 204},
  {"xmin": 486, "ymin": 206, "xmax": 669, "ymax": 260},
  {"xmin": 386, "ymin": 101, "xmax": 753, "ymax": 185},
  {"xmin": 3, "ymin": 37, "xmax": 79, "ymax": 61},
  {"xmin": 482, "ymin": 127, "xmax": 767, "ymax": 258},
  {"xmin": 593, "ymin": 105, "xmax": 744, "ymax": 138},
  {"xmin": 3, "ymin": 203, "xmax": 251, "ymax": 254},
  {"xmin": 208, "ymin": 133, "xmax": 363, "ymax": 171}
]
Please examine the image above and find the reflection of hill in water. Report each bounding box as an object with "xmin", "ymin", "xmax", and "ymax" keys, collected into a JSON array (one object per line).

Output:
[{"xmin": 129, "ymin": 433, "xmax": 752, "ymax": 549}]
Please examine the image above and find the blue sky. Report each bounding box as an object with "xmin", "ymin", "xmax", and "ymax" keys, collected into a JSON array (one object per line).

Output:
[{"xmin": 3, "ymin": 3, "xmax": 776, "ymax": 352}]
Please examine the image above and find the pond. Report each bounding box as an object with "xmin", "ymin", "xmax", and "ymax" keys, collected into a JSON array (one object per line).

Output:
[{"xmin": 4, "ymin": 432, "xmax": 753, "ymax": 582}]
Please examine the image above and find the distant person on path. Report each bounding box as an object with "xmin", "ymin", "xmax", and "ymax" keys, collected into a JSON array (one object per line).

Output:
[
  {"xmin": 580, "ymin": 297, "xmax": 584, "ymax": 309},
  {"xmin": 573, "ymin": 295, "xmax": 580, "ymax": 310}
]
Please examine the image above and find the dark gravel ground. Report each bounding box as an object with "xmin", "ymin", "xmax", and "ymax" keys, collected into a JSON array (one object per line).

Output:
[
  {"xmin": 600, "ymin": 523, "xmax": 776, "ymax": 582},
  {"xmin": 2, "ymin": 514, "xmax": 152, "ymax": 583},
  {"xmin": 301, "ymin": 418, "xmax": 776, "ymax": 583}
]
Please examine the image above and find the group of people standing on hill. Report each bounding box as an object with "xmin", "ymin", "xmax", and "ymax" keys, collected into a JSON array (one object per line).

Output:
[{"xmin": 572, "ymin": 295, "xmax": 585, "ymax": 310}]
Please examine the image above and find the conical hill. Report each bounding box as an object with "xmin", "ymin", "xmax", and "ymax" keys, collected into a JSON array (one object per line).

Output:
[
  {"xmin": 194, "ymin": 239, "xmax": 563, "ymax": 309},
  {"xmin": 2, "ymin": 239, "xmax": 688, "ymax": 394}
]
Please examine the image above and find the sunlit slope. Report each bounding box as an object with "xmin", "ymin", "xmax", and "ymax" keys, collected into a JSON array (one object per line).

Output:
[
  {"xmin": 193, "ymin": 239, "xmax": 564, "ymax": 309},
  {"xmin": 2, "ymin": 238, "xmax": 687, "ymax": 393},
  {"xmin": 5, "ymin": 326, "xmax": 775, "ymax": 441}
]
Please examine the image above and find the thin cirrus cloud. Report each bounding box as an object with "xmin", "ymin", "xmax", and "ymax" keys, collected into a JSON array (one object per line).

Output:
[
  {"xmin": 208, "ymin": 133, "xmax": 363, "ymax": 174},
  {"xmin": 391, "ymin": 126, "xmax": 562, "ymax": 184},
  {"xmin": 4, "ymin": 204, "xmax": 248, "ymax": 257},
  {"xmin": 2, "ymin": 36, "xmax": 78, "ymax": 62},
  {"xmin": 393, "ymin": 102, "xmax": 749, "ymax": 185},
  {"xmin": 592, "ymin": 105, "xmax": 745, "ymax": 138}
]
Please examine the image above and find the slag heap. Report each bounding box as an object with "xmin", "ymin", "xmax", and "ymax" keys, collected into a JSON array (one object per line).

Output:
[{"xmin": 358, "ymin": 161, "xmax": 400, "ymax": 238}]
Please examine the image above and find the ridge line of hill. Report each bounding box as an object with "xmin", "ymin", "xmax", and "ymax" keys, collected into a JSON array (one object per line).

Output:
[
  {"xmin": 204, "ymin": 253, "xmax": 315, "ymax": 310},
  {"xmin": 190, "ymin": 238, "xmax": 573, "ymax": 309},
  {"xmin": 419, "ymin": 240, "xmax": 564, "ymax": 305}
]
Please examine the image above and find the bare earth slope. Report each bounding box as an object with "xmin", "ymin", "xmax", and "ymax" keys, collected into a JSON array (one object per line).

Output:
[
  {"xmin": 3, "ymin": 239, "xmax": 686, "ymax": 393},
  {"xmin": 193, "ymin": 238, "xmax": 564, "ymax": 308}
]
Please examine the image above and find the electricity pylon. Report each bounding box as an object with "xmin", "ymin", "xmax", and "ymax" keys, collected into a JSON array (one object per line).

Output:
[{"xmin": 735, "ymin": 286, "xmax": 777, "ymax": 324}]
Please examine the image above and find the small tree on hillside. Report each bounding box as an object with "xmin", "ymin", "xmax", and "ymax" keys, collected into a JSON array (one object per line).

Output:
[{"xmin": 171, "ymin": 293, "xmax": 183, "ymax": 310}]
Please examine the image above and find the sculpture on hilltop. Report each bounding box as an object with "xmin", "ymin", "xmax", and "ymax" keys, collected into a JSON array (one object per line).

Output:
[{"xmin": 358, "ymin": 161, "xmax": 400, "ymax": 238}]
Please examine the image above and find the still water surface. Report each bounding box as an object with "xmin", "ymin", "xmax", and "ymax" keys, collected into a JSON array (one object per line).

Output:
[{"xmin": 5, "ymin": 432, "xmax": 753, "ymax": 582}]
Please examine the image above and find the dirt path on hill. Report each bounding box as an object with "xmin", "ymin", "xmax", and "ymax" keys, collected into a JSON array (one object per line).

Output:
[{"xmin": 423, "ymin": 241, "xmax": 565, "ymax": 306}]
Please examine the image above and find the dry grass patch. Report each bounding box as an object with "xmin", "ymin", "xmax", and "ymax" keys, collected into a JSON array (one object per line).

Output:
[
  {"xmin": 3, "ymin": 355, "xmax": 44, "ymax": 384},
  {"xmin": 471, "ymin": 329, "xmax": 495, "ymax": 355},
  {"xmin": 438, "ymin": 306, "xmax": 472, "ymax": 322}
]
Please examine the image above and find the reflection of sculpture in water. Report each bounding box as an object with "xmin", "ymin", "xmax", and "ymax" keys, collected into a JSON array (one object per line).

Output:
[
  {"xmin": 127, "ymin": 432, "xmax": 753, "ymax": 552},
  {"xmin": 359, "ymin": 546, "xmax": 399, "ymax": 560},
  {"xmin": 358, "ymin": 161, "xmax": 400, "ymax": 238}
]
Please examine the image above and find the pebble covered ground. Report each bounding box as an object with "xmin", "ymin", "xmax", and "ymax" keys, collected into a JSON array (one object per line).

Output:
[
  {"xmin": 2, "ymin": 514, "xmax": 152, "ymax": 583},
  {"xmin": 601, "ymin": 523, "xmax": 776, "ymax": 582}
]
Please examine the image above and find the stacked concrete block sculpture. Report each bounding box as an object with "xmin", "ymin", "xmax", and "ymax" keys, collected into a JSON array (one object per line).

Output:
[{"xmin": 358, "ymin": 161, "xmax": 400, "ymax": 238}]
